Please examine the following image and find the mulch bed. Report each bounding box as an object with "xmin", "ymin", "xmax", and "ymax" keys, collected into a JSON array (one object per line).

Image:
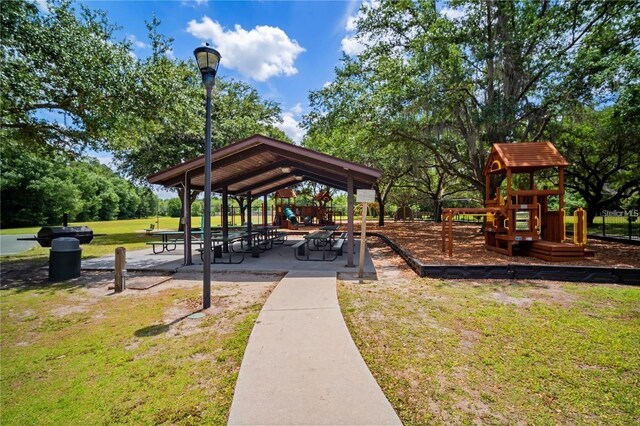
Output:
[{"xmin": 366, "ymin": 221, "xmax": 640, "ymax": 269}]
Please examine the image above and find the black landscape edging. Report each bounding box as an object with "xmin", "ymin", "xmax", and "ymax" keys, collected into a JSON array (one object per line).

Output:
[
  {"xmin": 566, "ymin": 231, "xmax": 640, "ymax": 246},
  {"xmin": 366, "ymin": 232, "xmax": 640, "ymax": 285}
]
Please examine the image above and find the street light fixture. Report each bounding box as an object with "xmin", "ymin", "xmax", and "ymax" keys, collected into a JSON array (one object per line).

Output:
[{"xmin": 194, "ymin": 44, "xmax": 221, "ymax": 310}]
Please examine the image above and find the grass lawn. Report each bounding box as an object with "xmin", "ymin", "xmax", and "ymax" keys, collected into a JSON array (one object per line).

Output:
[
  {"xmin": 1, "ymin": 216, "xmax": 254, "ymax": 260},
  {"xmin": 1, "ymin": 272, "xmax": 279, "ymax": 425},
  {"xmin": 339, "ymin": 278, "xmax": 640, "ymax": 425}
]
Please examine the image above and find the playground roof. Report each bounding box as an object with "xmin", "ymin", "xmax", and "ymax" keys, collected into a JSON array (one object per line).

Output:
[
  {"xmin": 484, "ymin": 142, "xmax": 569, "ymax": 175},
  {"xmin": 147, "ymin": 134, "xmax": 381, "ymax": 197}
]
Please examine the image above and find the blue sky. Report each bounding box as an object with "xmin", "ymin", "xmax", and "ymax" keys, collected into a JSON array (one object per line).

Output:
[{"xmin": 73, "ymin": 0, "xmax": 366, "ymax": 145}]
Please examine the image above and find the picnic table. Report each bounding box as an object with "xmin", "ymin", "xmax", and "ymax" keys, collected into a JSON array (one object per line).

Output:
[
  {"xmin": 292, "ymin": 230, "xmax": 345, "ymax": 261},
  {"xmin": 252, "ymin": 225, "xmax": 288, "ymax": 250},
  {"xmin": 146, "ymin": 230, "xmax": 204, "ymax": 254},
  {"xmin": 198, "ymin": 232, "xmax": 249, "ymax": 264}
]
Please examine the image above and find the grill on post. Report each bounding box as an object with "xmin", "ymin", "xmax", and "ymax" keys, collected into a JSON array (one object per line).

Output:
[{"xmin": 17, "ymin": 226, "xmax": 96, "ymax": 247}]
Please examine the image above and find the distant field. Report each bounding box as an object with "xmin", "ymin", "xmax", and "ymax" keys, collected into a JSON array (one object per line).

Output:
[{"xmin": 0, "ymin": 216, "xmax": 253, "ymax": 259}]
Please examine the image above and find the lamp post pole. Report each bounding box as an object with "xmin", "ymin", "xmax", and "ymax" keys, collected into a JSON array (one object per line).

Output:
[
  {"xmin": 194, "ymin": 44, "xmax": 221, "ymax": 310},
  {"xmin": 203, "ymin": 84, "xmax": 213, "ymax": 309}
]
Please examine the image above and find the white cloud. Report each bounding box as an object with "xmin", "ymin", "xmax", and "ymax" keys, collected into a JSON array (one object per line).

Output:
[
  {"xmin": 345, "ymin": 15, "xmax": 358, "ymax": 32},
  {"xmin": 181, "ymin": 0, "xmax": 208, "ymax": 6},
  {"xmin": 440, "ymin": 6, "xmax": 467, "ymax": 20},
  {"xmin": 276, "ymin": 104, "xmax": 306, "ymax": 144},
  {"xmin": 323, "ymin": 81, "xmax": 332, "ymax": 88},
  {"xmin": 127, "ymin": 34, "xmax": 148, "ymax": 49},
  {"xmin": 290, "ymin": 103, "xmax": 303, "ymax": 115},
  {"xmin": 186, "ymin": 17, "xmax": 305, "ymax": 82},
  {"xmin": 340, "ymin": 0, "xmax": 379, "ymax": 56},
  {"xmin": 32, "ymin": 0, "xmax": 50, "ymax": 14},
  {"xmin": 341, "ymin": 35, "xmax": 366, "ymax": 56}
]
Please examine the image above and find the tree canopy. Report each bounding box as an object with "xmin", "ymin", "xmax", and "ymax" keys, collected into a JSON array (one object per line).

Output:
[
  {"xmin": 304, "ymin": 0, "xmax": 639, "ymax": 218},
  {"xmin": 1, "ymin": 0, "xmax": 140, "ymax": 154}
]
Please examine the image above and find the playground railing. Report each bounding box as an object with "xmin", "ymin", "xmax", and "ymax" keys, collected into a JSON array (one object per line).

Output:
[{"xmin": 566, "ymin": 211, "xmax": 639, "ymax": 241}]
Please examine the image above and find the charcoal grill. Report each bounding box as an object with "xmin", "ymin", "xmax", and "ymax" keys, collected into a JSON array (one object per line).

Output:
[{"xmin": 17, "ymin": 226, "xmax": 98, "ymax": 247}]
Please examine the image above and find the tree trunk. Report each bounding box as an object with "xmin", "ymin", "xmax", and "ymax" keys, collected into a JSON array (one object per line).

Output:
[
  {"xmin": 176, "ymin": 188, "xmax": 200, "ymax": 232},
  {"xmin": 378, "ymin": 200, "xmax": 385, "ymax": 226},
  {"xmin": 230, "ymin": 196, "xmax": 246, "ymax": 225},
  {"xmin": 433, "ymin": 198, "xmax": 442, "ymax": 223},
  {"xmin": 586, "ymin": 205, "xmax": 600, "ymax": 227}
]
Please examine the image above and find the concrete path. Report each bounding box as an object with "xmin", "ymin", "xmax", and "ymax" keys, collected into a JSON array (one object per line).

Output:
[
  {"xmin": 81, "ymin": 238, "xmax": 377, "ymax": 279},
  {"xmin": 228, "ymin": 270, "xmax": 401, "ymax": 425},
  {"xmin": 0, "ymin": 234, "xmax": 38, "ymax": 255}
]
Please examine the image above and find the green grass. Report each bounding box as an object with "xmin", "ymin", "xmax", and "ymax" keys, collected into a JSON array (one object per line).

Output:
[
  {"xmin": 0, "ymin": 279, "xmax": 266, "ymax": 425},
  {"xmin": 339, "ymin": 279, "xmax": 640, "ymax": 425},
  {"xmin": 1, "ymin": 216, "xmax": 256, "ymax": 260}
]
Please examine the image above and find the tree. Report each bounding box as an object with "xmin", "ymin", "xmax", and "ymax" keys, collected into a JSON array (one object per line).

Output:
[
  {"xmin": 317, "ymin": 0, "xmax": 638, "ymax": 200},
  {"xmin": 1, "ymin": 0, "xmax": 139, "ymax": 154},
  {"xmin": 550, "ymin": 88, "xmax": 640, "ymax": 224},
  {"xmin": 305, "ymin": 70, "xmax": 416, "ymax": 226},
  {"xmin": 0, "ymin": 143, "xmax": 149, "ymax": 227},
  {"xmin": 114, "ymin": 19, "xmax": 288, "ymax": 230}
]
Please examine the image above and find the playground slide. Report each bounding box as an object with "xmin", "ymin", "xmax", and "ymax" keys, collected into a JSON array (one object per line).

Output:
[{"xmin": 283, "ymin": 206, "xmax": 299, "ymax": 226}]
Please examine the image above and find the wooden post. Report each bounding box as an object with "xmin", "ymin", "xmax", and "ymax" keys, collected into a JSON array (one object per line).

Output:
[
  {"xmin": 441, "ymin": 210, "xmax": 446, "ymax": 252},
  {"xmin": 358, "ymin": 202, "xmax": 368, "ymax": 281},
  {"xmin": 263, "ymin": 194, "xmax": 268, "ymax": 226},
  {"xmin": 448, "ymin": 212, "xmax": 453, "ymax": 257},
  {"xmin": 114, "ymin": 247, "xmax": 126, "ymax": 293}
]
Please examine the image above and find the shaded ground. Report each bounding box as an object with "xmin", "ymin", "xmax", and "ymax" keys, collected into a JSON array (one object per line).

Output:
[{"xmin": 368, "ymin": 221, "xmax": 640, "ymax": 268}]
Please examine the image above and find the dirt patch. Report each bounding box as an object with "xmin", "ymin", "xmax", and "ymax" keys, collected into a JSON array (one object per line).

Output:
[
  {"xmin": 367, "ymin": 221, "xmax": 640, "ymax": 268},
  {"xmin": 489, "ymin": 291, "xmax": 533, "ymax": 307},
  {"xmin": 365, "ymin": 236, "xmax": 417, "ymax": 284}
]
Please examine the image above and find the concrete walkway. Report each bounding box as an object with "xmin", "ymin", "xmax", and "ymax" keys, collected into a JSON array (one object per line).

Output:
[{"xmin": 228, "ymin": 270, "xmax": 401, "ymax": 425}]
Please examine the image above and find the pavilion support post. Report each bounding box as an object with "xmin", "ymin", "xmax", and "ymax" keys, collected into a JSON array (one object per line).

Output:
[
  {"xmin": 559, "ymin": 167, "xmax": 566, "ymax": 242},
  {"xmin": 246, "ymin": 192, "xmax": 252, "ymax": 247},
  {"xmin": 448, "ymin": 211, "xmax": 453, "ymax": 257},
  {"xmin": 263, "ymin": 195, "xmax": 268, "ymax": 226},
  {"xmin": 183, "ymin": 177, "xmax": 192, "ymax": 266},
  {"xmin": 441, "ymin": 210, "xmax": 446, "ymax": 252},
  {"xmin": 222, "ymin": 186, "xmax": 229, "ymax": 253},
  {"xmin": 347, "ymin": 175, "xmax": 354, "ymax": 267}
]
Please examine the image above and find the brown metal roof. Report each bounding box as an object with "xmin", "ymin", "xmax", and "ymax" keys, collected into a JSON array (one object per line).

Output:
[
  {"xmin": 483, "ymin": 142, "xmax": 569, "ymax": 175},
  {"xmin": 147, "ymin": 134, "xmax": 381, "ymax": 196}
]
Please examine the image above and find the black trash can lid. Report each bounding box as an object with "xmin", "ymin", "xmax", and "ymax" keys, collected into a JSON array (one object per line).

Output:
[{"xmin": 51, "ymin": 237, "xmax": 81, "ymax": 252}]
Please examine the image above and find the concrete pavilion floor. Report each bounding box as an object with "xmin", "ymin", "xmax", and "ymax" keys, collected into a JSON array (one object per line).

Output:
[{"xmin": 81, "ymin": 236, "xmax": 378, "ymax": 280}]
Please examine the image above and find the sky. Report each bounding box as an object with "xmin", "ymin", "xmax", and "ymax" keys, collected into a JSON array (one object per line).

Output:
[
  {"xmin": 73, "ymin": 0, "xmax": 368, "ymax": 146},
  {"xmin": 34, "ymin": 0, "xmax": 459, "ymax": 198}
]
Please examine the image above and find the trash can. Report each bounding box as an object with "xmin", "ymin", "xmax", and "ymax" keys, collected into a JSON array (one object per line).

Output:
[{"xmin": 49, "ymin": 237, "xmax": 82, "ymax": 281}]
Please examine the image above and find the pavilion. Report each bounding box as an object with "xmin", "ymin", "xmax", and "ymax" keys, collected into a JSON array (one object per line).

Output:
[{"xmin": 147, "ymin": 134, "xmax": 381, "ymax": 267}]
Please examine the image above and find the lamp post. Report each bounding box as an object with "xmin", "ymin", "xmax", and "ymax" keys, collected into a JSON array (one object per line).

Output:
[{"xmin": 194, "ymin": 44, "xmax": 221, "ymax": 310}]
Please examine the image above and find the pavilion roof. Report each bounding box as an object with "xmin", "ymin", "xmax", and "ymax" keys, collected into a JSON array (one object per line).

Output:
[{"xmin": 147, "ymin": 134, "xmax": 381, "ymax": 197}]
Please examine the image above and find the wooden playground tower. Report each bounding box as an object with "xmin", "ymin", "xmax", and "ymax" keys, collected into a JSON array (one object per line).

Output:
[{"xmin": 442, "ymin": 142, "xmax": 590, "ymax": 262}]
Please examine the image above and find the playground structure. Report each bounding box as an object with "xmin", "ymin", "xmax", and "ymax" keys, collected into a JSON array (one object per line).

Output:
[
  {"xmin": 272, "ymin": 189, "xmax": 338, "ymax": 229},
  {"xmin": 442, "ymin": 142, "xmax": 590, "ymax": 262}
]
